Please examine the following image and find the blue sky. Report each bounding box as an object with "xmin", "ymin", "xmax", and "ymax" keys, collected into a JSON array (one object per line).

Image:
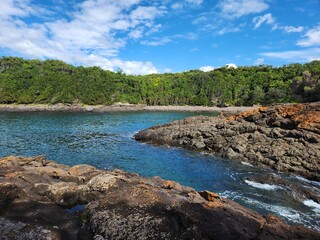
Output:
[{"xmin": 0, "ymin": 0, "xmax": 319, "ymax": 74}]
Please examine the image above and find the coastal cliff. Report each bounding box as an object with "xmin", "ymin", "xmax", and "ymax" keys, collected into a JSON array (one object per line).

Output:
[
  {"xmin": 135, "ymin": 102, "xmax": 320, "ymax": 181},
  {"xmin": 0, "ymin": 156, "xmax": 319, "ymax": 239}
]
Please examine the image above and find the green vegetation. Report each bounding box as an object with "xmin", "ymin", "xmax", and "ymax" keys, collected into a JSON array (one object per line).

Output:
[{"xmin": 0, "ymin": 57, "xmax": 319, "ymax": 106}]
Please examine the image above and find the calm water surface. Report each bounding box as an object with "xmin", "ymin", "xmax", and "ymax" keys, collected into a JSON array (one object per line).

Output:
[{"xmin": 0, "ymin": 111, "xmax": 319, "ymax": 231}]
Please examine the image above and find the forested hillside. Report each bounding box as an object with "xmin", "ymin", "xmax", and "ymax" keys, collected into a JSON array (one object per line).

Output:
[{"xmin": 0, "ymin": 57, "xmax": 319, "ymax": 106}]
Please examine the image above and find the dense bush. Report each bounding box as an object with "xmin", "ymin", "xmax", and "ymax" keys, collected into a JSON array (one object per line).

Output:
[{"xmin": 0, "ymin": 57, "xmax": 319, "ymax": 106}]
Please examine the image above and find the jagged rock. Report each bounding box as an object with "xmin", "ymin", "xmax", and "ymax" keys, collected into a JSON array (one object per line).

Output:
[
  {"xmin": 0, "ymin": 156, "xmax": 318, "ymax": 239},
  {"xmin": 135, "ymin": 102, "xmax": 320, "ymax": 181}
]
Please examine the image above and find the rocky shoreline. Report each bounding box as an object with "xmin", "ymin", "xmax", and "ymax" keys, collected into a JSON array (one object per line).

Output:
[
  {"xmin": 135, "ymin": 102, "xmax": 320, "ymax": 181},
  {"xmin": 0, "ymin": 156, "xmax": 319, "ymax": 239},
  {"xmin": 0, "ymin": 103, "xmax": 255, "ymax": 113}
]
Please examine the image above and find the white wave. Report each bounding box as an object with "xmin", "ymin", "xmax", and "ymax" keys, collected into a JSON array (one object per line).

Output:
[
  {"xmin": 293, "ymin": 175, "xmax": 320, "ymax": 187},
  {"xmin": 241, "ymin": 161, "xmax": 253, "ymax": 167},
  {"xmin": 244, "ymin": 198, "xmax": 301, "ymax": 221},
  {"xmin": 219, "ymin": 190, "xmax": 320, "ymax": 231},
  {"xmin": 245, "ymin": 180, "xmax": 282, "ymax": 191},
  {"xmin": 303, "ymin": 200, "xmax": 320, "ymax": 213}
]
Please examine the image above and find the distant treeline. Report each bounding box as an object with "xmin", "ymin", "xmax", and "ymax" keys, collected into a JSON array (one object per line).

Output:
[{"xmin": 0, "ymin": 57, "xmax": 319, "ymax": 106}]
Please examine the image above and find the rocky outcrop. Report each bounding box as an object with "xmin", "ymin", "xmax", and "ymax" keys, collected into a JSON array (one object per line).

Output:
[
  {"xmin": 135, "ymin": 102, "xmax": 320, "ymax": 181},
  {"xmin": 0, "ymin": 156, "xmax": 319, "ymax": 239}
]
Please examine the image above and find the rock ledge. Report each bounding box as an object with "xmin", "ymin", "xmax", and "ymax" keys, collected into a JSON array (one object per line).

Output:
[
  {"xmin": 135, "ymin": 102, "xmax": 320, "ymax": 181},
  {"xmin": 0, "ymin": 156, "xmax": 319, "ymax": 239}
]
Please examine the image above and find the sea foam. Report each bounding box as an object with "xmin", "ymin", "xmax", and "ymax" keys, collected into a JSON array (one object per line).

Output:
[
  {"xmin": 241, "ymin": 161, "xmax": 253, "ymax": 167},
  {"xmin": 303, "ymin": 199, "xmax": 320, "ymax": 213},
  {"xmin": 245, "ymin": 180, "xmax": 282, "ymax": 191}
]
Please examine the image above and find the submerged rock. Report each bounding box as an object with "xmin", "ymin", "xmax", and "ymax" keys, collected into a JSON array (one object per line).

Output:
[
  {"xmin": 0, "ymin": 156, "xmax": 318, "ymax": 239},
  {"xmin": 135, "ymin": 102, "xmax": 320, "ymax": 181}
]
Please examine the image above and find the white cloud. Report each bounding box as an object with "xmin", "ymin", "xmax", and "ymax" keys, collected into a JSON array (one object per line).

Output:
[
  {"xmin": 252, "ymin": 14, "xmax": 304, "ymax": 34},
  {"xmin": 217, "ymin": 26, "xmax": 241, "ymax": 35},
  {"xmin": 200, "ymin": 63, "xmax": 237, "ymax": 71},
  {"xmin": 176, "ymin": 32, "xmax": 198, "ymax": 40},
  {"xmin": 283, "ymin": 26, "xmax": 304, "ymax": 33},
  {"xmin": 171, "ymin": 3, "xmax": 183, "ymax": 9},
  {"xmin": 141, "ymin": 37, "xmax": 172, "ymax": 46},
  {"xmin": 226, "ymin": 63, "xmax": 237, "ymax": 68},
  {"xmin": 261, "ymin": 48, "xmax": 320, "ymax": 62},
  {"xmin": 145, "ymin": 24, "xmax": 162, "ymax": 35},
  {"xmin": 219, "ymin": 0, "xmax": 269, "ymax": 19},
  {"xmin": 171, "ymin": 0, "xmax": 203, "ymax": 10},
  {"xmin": 129, "ymin": 28, "xmax": 144, "ymax": 39},
  {"xmin": 297, "ymin": 25, "xmax": 320, "ymax": 47},
  {"xmin": 192, "ymin": 16, "xmax": 208, "ymax": 25},
  {"xmin": 130, "ymin": 6, "xmax": 165, "ymax": 20},
  {"xmin": 186, "ymin": 0, "xmax": 203, "ymax": 5},
  {"xmin": 0, "ymin": 0, "xmax": 163, "ymax": 75},
  {"xmin": 141, "ymin": 32, "xmax": 197, "ymax": 46},
  {"xmin": 252, "ymin": 13, "xmax": 275, "ymax": 29},
  {"xmin": 200, "ymin": 66, "xmax": 215, "ymax": 72},
  {"xmin": 254, "ymin": 58, "xmax": 264, "ymax": 65},
  {"xmin": 163, "ymin": 68, "xmax": 172, "ymax": 73},
  {"xmin": 294, "ymin": 7, "xmax": 305, "ymax": 13},
  {"xmin": 0, "ymin": 0, "xmax": 49, "ymax": 20}
]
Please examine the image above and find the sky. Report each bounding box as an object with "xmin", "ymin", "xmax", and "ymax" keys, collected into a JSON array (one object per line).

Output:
[{"xmin": 0, "ymin": 0, "xmax": 319, "ymax": 75}]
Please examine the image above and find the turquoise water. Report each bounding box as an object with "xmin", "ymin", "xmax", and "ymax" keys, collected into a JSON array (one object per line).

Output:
[{"xmin": 0, "ymin": 111, "xmax": 319, "ymax": 231}]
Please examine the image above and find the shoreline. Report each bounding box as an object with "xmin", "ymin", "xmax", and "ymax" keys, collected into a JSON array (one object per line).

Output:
[
  {"xmin": 135, "ymin": 102, "xmax": 320, "ymax": 181},
  {"xmin": 0, "ymin": 103, "xmax": 257, "ymax": 113},
  {"xmin": 0, "ymin": 156, "xmax": 318, "ymax": 238}
]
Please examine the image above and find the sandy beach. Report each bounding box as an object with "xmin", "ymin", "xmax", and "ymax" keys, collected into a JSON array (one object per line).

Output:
[{"xmin": 0, "ymin": 103, "xmax": 256, "ymax": 113}]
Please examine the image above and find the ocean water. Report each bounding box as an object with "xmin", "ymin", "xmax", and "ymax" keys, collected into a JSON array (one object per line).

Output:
[{"xmin": 0, "ymin": 111, "xmax": 319, "ymax": 231}]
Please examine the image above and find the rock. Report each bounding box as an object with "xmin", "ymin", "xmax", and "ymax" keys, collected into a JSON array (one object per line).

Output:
[
  {"xmin": 199, "ymin": 190, "xmax": 220, "ymax": 201},
  {"xmin": 0, "ymin": 217, "xmax": 59, "ymax": 240},
  {"xmin": 68, "ymin": 164, "xmax": 98, "ymax": 177},
  {"xmin": 135, "ymin": 102, "xmax": 320, "ymax": 181},
  {"xmin": 0, "ymin": 156, "xmax": 318, "ymax": 239},
  {"xmin": 86, "ymin": 173, "xmax": 119, "ymax": 192}
]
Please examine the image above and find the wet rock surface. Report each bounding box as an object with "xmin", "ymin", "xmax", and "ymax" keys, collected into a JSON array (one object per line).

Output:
[
  {"xmin": 135, "ymin": 102, "xmax": 320, "ymax": 181},
  {"xmin": 0, "ymin": 156, "xmax": 319, "ymax": 239}
]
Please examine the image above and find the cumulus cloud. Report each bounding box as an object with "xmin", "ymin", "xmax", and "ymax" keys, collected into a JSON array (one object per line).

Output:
[
  {"xmin": 200, "ymin": 63, "xmax": 237, "ymax": 71},
  {"xmin": 219, "ymin": 0, "xmax": 269, "ymax": 19},
  {"xmin": 297, "ymin": 25, "xmax": 320, "ymax": 47},
  {"xmin": 225, "ymin": 63, "xmax": 237, "ymax": 68},
  {"xmin": 199, "ymin": 66, "xmax": 215, "ymax": 72},
  {"xmin": 0, "ymin": 0, "xmax": 164, "ymax": 74}
]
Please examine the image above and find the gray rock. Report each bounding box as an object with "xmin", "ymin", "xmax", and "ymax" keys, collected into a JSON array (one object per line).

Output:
[{"xmin": 135, "ymin": 103, "xmax": 320, "ymax": 181}]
